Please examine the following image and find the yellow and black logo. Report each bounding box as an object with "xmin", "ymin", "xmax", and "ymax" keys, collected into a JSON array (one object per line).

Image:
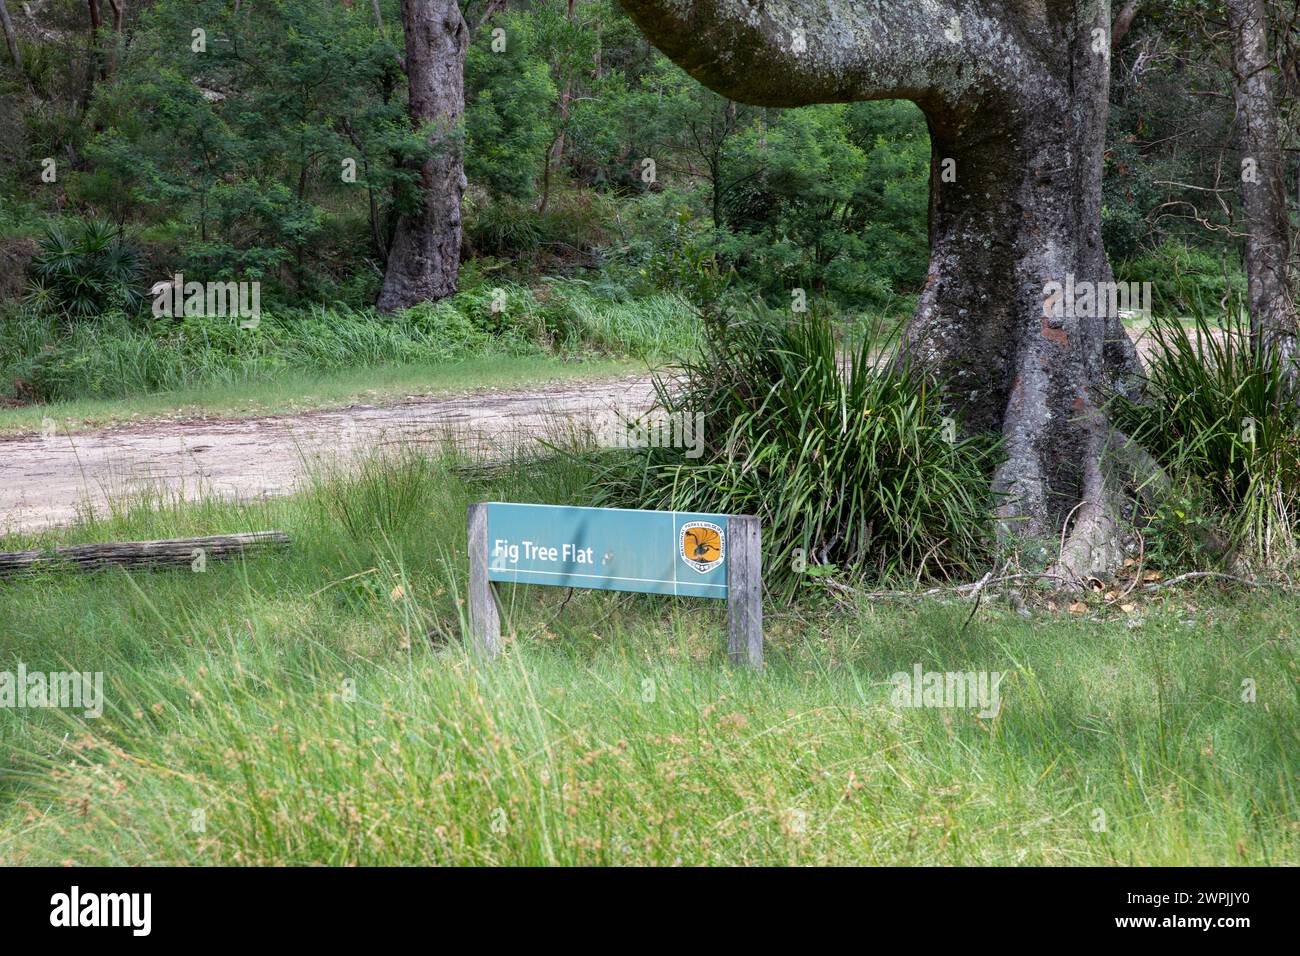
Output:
[{"xmin": 680, "ymin": 521, "xmax": 724, "ymax": 574}]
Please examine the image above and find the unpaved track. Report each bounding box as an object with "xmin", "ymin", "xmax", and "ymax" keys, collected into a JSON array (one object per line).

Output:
[
  {"xmin": 0, "ymin": 328, "xmax": 1178, "ymax": 536},
  {"xmin": 0, "ymin": 376, "xmax": 655, "ymax": 534}
]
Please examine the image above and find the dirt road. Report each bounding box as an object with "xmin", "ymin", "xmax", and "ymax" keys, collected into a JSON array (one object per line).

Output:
[
  {"xmin": 0, "ymin": 326, "xmax": 1183, "ymax": 536},
  {"xmin": 0, "ymin": 376, "xmax": 656, "ymax": 535}
]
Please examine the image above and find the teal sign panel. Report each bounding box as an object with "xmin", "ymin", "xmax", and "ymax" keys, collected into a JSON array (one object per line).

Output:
[{"xmin": 486, "ymin": 502, "xmax": 729, "ymax": 599}]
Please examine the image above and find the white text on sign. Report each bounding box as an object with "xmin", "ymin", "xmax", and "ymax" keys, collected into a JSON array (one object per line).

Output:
[{"xmin": 494, "ymin": 539, "xmax": 596, "ymax": 565}]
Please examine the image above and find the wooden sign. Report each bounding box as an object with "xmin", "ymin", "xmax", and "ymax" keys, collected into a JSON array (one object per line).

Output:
[{"xmin": 467, "ymin": 502, "xmax": 762, "ymax": 666}]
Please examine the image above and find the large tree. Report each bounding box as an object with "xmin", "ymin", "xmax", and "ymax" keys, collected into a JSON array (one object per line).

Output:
[{"xmin": 619, "ymin": 0, "xmax": 1147, "ymax": 577}]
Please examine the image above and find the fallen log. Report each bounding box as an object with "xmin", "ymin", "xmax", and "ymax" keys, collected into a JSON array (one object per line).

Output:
[{"xmin": 0, "ymin": 532, "xmax": 290, "ymax": 577}]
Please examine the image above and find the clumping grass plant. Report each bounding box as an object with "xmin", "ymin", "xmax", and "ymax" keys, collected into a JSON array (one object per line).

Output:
[
  {"xmin": 1110, "ymin": 311, "xmax": 1300, "ymax": 570},
  {"xmin": 593, "ymin": 302, "xmax": 1000, "ymax": 594},
  {"xmin": 26, "ymin": 218, "xmax": 145, "ymax": 322}
]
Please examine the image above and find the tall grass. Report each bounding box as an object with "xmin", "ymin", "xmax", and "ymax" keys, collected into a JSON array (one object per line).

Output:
[
  {"xmin": 537, "ymin": 282, "xmax": 699, "ymax": 357},
  {"xmin": 1, "ymin": 279, "xmax": 698, "ymax": 404},
  {"xmin": 0, "ymin": 446, "xmax": 1295, "ymax": 865},
  {"xmin": 1110, "ymin": 311, "xmax": 1300, "ymax": 569},
  {"xmin": 594, "ymin": 303, "xmax": 999, "ymax": 593},
  {"xmin": 1, "ymin": 304, "xmax": 528, "ymax": 402}
]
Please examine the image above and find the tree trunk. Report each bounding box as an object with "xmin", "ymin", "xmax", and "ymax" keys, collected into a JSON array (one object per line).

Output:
[
  {"xmin": 0, "ymin": 0, "xmax": 20, "ymax": 71},
  {"xmin": 538, "ymin": 0, "xmax": 579, "ymax": 215},
  {"xmin": 1111, "ymin": 1, "xmax": 1140, "ymax": 47},
  {"xmin": 82, "ymin": 0, "xmax": 104, "ymax": 110},
  {"xmin": 1227, "ymin": 0, "xmax": 1297, "ymax": 367},
  {"xmin": 619, "ymin": 0, "xmax": 1145, "ymax": 577},
  {"xmin": 103, "ymin": 0, "xmax": 124, "ymax": 77},
  {"xmin": 377, "ymin": 0, "xmax": 468, "ymax": 313}
]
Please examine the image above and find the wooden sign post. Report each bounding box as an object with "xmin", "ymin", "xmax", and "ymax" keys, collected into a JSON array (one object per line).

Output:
[
  {"xmin": 466, "ymin": 502, "xmax": 501, "ymax": 658},
  {"xmin": 467, "ymin": 502, "xmax": 762, "ymax": 667},
  {"xmin": 725, "ymin": 515, "xmax": 762, "ymax": 668}
]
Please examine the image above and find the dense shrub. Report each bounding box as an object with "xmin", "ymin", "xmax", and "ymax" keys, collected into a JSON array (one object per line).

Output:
[
  {"xmin": 465, "ymin": 189, "xmax": 615, "ymax": 273},
  {"xmin": 1109, "ymin": 312, "xmax": 1300, "ymax": 569},
  {"xmin": 1114, "ymin": 241, "xmax": 1246, "ymax": 318},
  {"xmin": 26, "ymin": 218, "xmax": 144, "ymax": 321},
  {"xmin": 592, "ymin": 302, "xmax": 1000, "ymax": 594}
]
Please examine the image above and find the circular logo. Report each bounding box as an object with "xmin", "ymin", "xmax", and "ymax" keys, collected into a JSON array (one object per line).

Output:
[{"xmin": 680, "ymin": 521, "xmax": 724, "ymax": 574}]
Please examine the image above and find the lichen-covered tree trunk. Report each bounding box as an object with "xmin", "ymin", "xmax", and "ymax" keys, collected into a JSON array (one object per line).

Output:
[
  {"xmin": 1227, "ymin": 0, "xmax": 1297, "ymax": 368},
  {"xmin": 378, "ymin": 0, "xmax": 468, "ymax": 313},
  {"xmin": 620, "ymin": 0, "xmax": 1145, "ymax": 576}
]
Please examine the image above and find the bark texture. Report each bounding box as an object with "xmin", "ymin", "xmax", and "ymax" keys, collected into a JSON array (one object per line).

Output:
[
  {"xmin": 1227, "ymin": 0, "xmax": 1297, "ymax": 366},
  {"xmin": 0, "ymin": 0, "xmax": 20, "ymax": 71},
  {"xmin": 378, "ymin": 0, "xmax": 468, "ymax": 312},
  {"xmin": 619, "ymin": 0, "xmax": 1146, "ymax": 576}
]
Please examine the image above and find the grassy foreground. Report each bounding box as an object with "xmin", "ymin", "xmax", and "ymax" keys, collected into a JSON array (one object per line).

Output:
[{"xmin": 0, "ymin": 449, "xmax": 1296, "ymax": 866}]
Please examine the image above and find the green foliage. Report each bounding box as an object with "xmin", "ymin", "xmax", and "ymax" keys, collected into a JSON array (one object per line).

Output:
[
  {"xmin": 711, "ymin": 101, "xmax": 929, "ymax": 308},
  {"xmin": 82, "ymin": 0, "xmax": 414, "ymax": 286},
  {"xmin": 613, "ymin": 196, "xmax": 734, "ymax": 305},
  {"xmin": 466, "ymin": 199, "xmax": 545, "ymax": 260},
  {"xmin": 465, "ymin": 11, "xmax": 557, "ymax": 201},
  {"xmin": 1109, "ymin": 312, "xmax": 1300, "ymax": 568},
  {"xmin": 465, "ymin": 188, "xmax": 614, "ymax": 272},
  {"xmin": 1114, "ymin": 241, "xmax": 1246, "ymax": 317},
  {"xmin": 593, "ymin": 302, "xmax": 999, "ymax": 594},
  {"xmin": 0, "ymin": 277, "xmax": 696, "ymax": 403},
  {"xmin": 26, "ymin": 218, "xmax": 144, "ymax": 321},
  {"xmin": 1139, "ymin": 483, "xmax": 1229, "ymax": 572}
]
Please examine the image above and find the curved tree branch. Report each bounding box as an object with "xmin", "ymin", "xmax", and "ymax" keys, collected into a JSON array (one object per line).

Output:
[{"xmin": 617, "ymin": 0, "xmax": 1041, "ymax": 112}]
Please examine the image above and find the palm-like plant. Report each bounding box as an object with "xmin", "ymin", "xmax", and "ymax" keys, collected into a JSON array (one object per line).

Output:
[{"xmin": 27, "ymin": 218, "xmax": 145, "ymax": 322}]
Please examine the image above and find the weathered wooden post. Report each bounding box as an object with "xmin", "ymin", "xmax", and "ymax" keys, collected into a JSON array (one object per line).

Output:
[
  {"xmin": 726, "ymin": 514, "xmax": 762, "ymax": 668},
  {"xmin": 466, "ymin": 502, "xmax": 501, "ymax": 658}
]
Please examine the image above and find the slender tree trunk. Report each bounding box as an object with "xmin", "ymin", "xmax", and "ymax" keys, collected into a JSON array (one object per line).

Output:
[
  {"xmin": 377, "ymin": 0, "xmax": 468, "ymax": 312},
  {"xmin": 0, "ymin": 0, "xmax": 21, "ymax": 71},
  {"xmin": 1227, "ymin": 0, "xmax": 1297, "ymax": 367},
  {"xmin": 709, "ymin": 152, "xmax": 721, "ymax": 229},
  {"xmin": 1111, "ymin": 1, "xmax": 1140, "ymax": 47},
  {"xmin": 537, "ymin": 87, "xmax": 570, "ymax": 214},
  {"xmin": 103, "ymin": 0, "xmax": 123, "ymax": 77},
  {"xmin": 81, "ymin": 0, "xmax": 103, "ymax": 111},
  {"xmin": 620, "ymin": 0, "xmax": 1146, "ymax": 576},
  {"xmin": 538, "ymin": 0, "xmax": 579, "ymax": 214},
  {"xmin": 538, "ymin": 131, "xmax": 559, "ymax": 214}
]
